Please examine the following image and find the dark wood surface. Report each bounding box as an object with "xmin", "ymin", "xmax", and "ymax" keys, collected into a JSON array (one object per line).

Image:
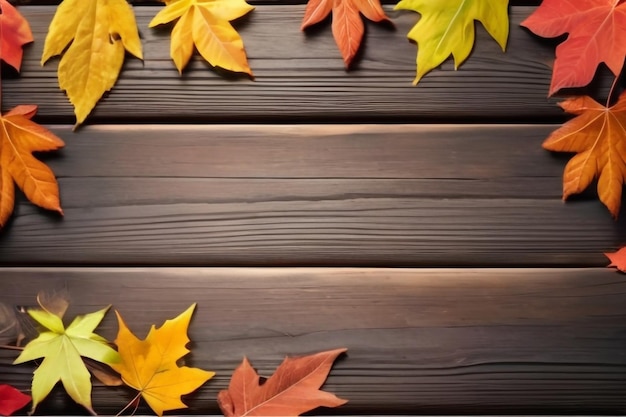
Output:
[
  {"xmin": 1, "ymin": 124, "xmax": 624, "ymax": 267},
  {"xmin": 3, "ymin": 5, "xmax": 616, "ymax": 124},
  {"xmin": 1, "ymin": 267, "xmax": 625, "ymax": 415},
  {"xmin": 3, "ymin": 1, "xmax": 626, "ymax": 415}
]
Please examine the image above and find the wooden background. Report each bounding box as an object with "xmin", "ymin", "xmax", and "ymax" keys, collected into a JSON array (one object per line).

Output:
[{"xmin": 1, "ymin": 0, "xmax": 626, "ymax": 415}]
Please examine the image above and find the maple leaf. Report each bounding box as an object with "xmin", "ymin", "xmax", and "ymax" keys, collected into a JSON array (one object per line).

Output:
[
  {"xmin": 0, "ymin": 385, "xmax": 31, "ymax": 416},
  {"xmin": 394, "ymin": 0, "xmax": 509, "ymax": 85},
  {"xmin": 521, "ymin": 0, "xmax": 626, "ymax": 95},
  {"xmin": 301, "ymin": 0, "xmax": 390, "ymax": 67},
  {"xmin": 149, "ymin": 0, "xmax": 254, "ymax": 76},
  {"xmin": 543, "ymin": 92, "xmax": 626, "ymax": 218},
  {"xmin": 112, "ymin": 304, "xmax": 214, "ymax": 416},
  {"xmin": 0, "ymin": 0, "xmax": 33, "ymax": 72},
  {"xmin": 42, "ymin": 0, "xmax": 143, "ymax": 126},
  {"xmin": 606, "ymin": 246, "xmax": 626, "ymax": 272},
  {"xmin": 13, "ymin": 305, "xmax": 119, "ymax": 414},
  {"xmin": 0, "ymin": 105, "xmax": 64, "ymax": 229},
  {"xmin": 217, "ymin": 348, "xmax": 347, "ymax": 416}
]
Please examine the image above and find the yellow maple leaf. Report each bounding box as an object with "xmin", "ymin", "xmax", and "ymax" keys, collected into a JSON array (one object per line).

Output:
[
  {"xmin": 149, "ymin": 0, "xmax": 254, "ymax": 76},
  {"xmin": 42, "ymin": 0, "xmax": 143, "ymax": 126},
  {"xmin": 0, "ymin": 105, "xmax": 64, "ymax": 228},
  {"xmin": 543, "ymin": 92, "xmax": 626, "ymax": 218},
  {"xmin": 111, "ymin": 304, "xmax": 215, "ymax": 416},
  {"xmin": 394, "ymin": 0, "xmax": 509, "ymax": 84}
]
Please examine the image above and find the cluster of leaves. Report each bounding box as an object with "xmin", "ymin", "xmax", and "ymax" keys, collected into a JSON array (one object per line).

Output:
[
  {"xmin": 0, "ymin": 293, "xmax": 346, "ymax": 416},
  {"xmin": 522, "ymin": 0, "xmax": 626, "ymax": 218},
  {"xmin": 0, "ymin": 0, "xmax": 64, "ymax": 230},
  {"xmin": 2, "ymin": 0, "xmax": 255, "ymax": 128}
]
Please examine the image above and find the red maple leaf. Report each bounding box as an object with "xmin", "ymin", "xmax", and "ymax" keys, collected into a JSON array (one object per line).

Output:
[
  {"xmin": 301, "ymin": 0, "xmax": 390, "ymax": 67},
  {"xmin": 606, "ymin": 247, "xmax": 626, "ymax": 272},
  {"xmin": 0, "ymin": 0, "xmax": 34, "ymax": 72},
  {"xmin": 521, "ymin": 0, "xmax": 626, "ymax": 95},
  {"xmin": 0, "ymin": 385, "xmax": 31, "ymax": 416}
]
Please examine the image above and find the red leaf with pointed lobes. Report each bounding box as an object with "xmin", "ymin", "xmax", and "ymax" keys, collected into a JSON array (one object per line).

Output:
[
  {"xmin": 218, "ymin": 348, "xmax": 347, "ymax": 416},
  {"xmin": 521, "ymin": 0, "xmax": 626, "ymax": 95},
  {"xmin": 0, "ymin": 0, "xmax": 33, "ymax": 72}
]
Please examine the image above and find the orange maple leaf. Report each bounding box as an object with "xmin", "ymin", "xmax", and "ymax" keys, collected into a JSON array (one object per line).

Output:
[
  {"xmin": 111, "ymin": 304, "xmax": 214, "ymax": 417},
  {"xmin": 301, "ymin": 0, "xmax": 390, "ymax": 67},
  {"xmin": 217, "ymin": 348, "xmax": 347, "ymax": 416},
  {"xmin": 543, "ymin": 92, "xmax": 626, "ymax": 218},
  {"xmin": 521, "ymin": 0, "xmax": 626, "ymax": 95},
  {"xmin": 0, "ymin": 105, "xmax": 64, "ymax": 229},
  {"xmin": 0, "ymin": 0, "xmax": 34, "ymax": 71}
]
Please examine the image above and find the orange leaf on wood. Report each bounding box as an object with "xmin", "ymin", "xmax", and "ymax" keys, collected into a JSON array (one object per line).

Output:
[
  {"xmin": 0, "ymin": 105, "xmax": 64, "ymax": 229},
  {"xmin": 542, "ymin": 92, "xmax": 626, "ymax": 218},
  {"xmin": 301, "ymin": 0, "xmax": 390, "ymax": 67},
  {"xmin": 0, "ymin": 385, "xmax": 31, "ymax": 416},
  {"xmin": 217, "ymin": 348, "xmax": 347, "ymax": 416},
  {"xmin": 605, "ymin": 246, "xmax": 626, "ymax": 272},
  {"xmin": 521, "ymin": 0, "xmax": 626, "ymax": 95},
  {"xmin": 0, "ymin": 0, "xmax": 33, "ymax": 72}
]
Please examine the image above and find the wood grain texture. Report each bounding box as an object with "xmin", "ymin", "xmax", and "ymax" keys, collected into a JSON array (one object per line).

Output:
[
  {"xmin": 2, "ymin": 6, "xmax": 614, "ymax": 124},
  {"xmin": 1, "ymin": 267, "xmax": 625, "ymax": 414},
  {"xmin": 0, "ymin": 124, "xmax": 624, "ymax": 267}
]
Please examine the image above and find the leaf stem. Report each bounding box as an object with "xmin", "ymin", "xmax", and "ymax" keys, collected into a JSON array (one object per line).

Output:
[
  {"xmin": 115, "ymin": 392, "xmax": 141, "ymax": 417},
  {"xmin": 607, "ymin": 75, "xmax": 621, "ymax": 107},
  {"xmin": 0, "ymin": 344, "xmax": 24, "ymax": 351}
]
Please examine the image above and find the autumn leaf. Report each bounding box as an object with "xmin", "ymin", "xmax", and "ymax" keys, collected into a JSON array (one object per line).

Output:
[
  {"xmin": 0, "ymin": 105, "xmax": 64, "ymax": 230},
  {"xmin": 112, "ymin": 304, "xmax": 214, "ymax": 416},
  {"xmin": 605, "ymin": 247, "xmax": 626, "ymax": 272},
  {"xmin": 0, "ymin": 0, "xmax": 33, "ymax": 72},
  {"xmin": 0, "ymin": 385, "xmax": 31, "ymax": 416},
  {"xmin": 521, "ymin": 0, "xmax": 626, "ymax": 95},
  {"xmin": 394, "ymin": 0, "xmax": 508, "ymax": 85},
  {"xmin": 542, "ymin": 92, "xmax": 626, "ymax": 218},
  {"xmin": 149, "ymin": 0, "xmax": 254, "ymax": 76},
  {"xmin": 217, "ymin": 348, "xmax": 347, "ymax": 416},
  {"xmin": 42, "ymin": 0, "xmax": 143, "ymax": 126},
  {"xmin": 301, "ymin": 0, "xmax": 390, "ymax": 67},
  {"xmin": 13, "ymin": 305, "xmax": 119, "ymax": 414}
]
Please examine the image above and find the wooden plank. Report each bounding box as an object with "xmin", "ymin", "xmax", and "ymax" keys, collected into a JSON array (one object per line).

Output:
[
  {"xmin": 1, "ymin": 267, "xmax": 625, "ymax": 414},
  {"xmin": 3, "ymin": 6, "xmax": 613, "ymax": 124},
  {"xmin": 1, "ymin": 124, "xmax": 623, "ymax": 267}
]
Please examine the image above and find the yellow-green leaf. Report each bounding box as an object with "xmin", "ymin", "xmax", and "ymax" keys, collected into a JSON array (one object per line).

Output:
[
  {"xmin": 13, "ymin": 306, "xmax": 119, "ymax": 414},
  {"xmin": 394, "ymin": 0, "xmax": 509, "ymax": 84},
  {"xmin": 42, "ymin": 0, "xmax": 143, "ymax": 126},
  {"xmin": 149, "ymin": 0, "xmax": 254, "ymax": 76}
]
